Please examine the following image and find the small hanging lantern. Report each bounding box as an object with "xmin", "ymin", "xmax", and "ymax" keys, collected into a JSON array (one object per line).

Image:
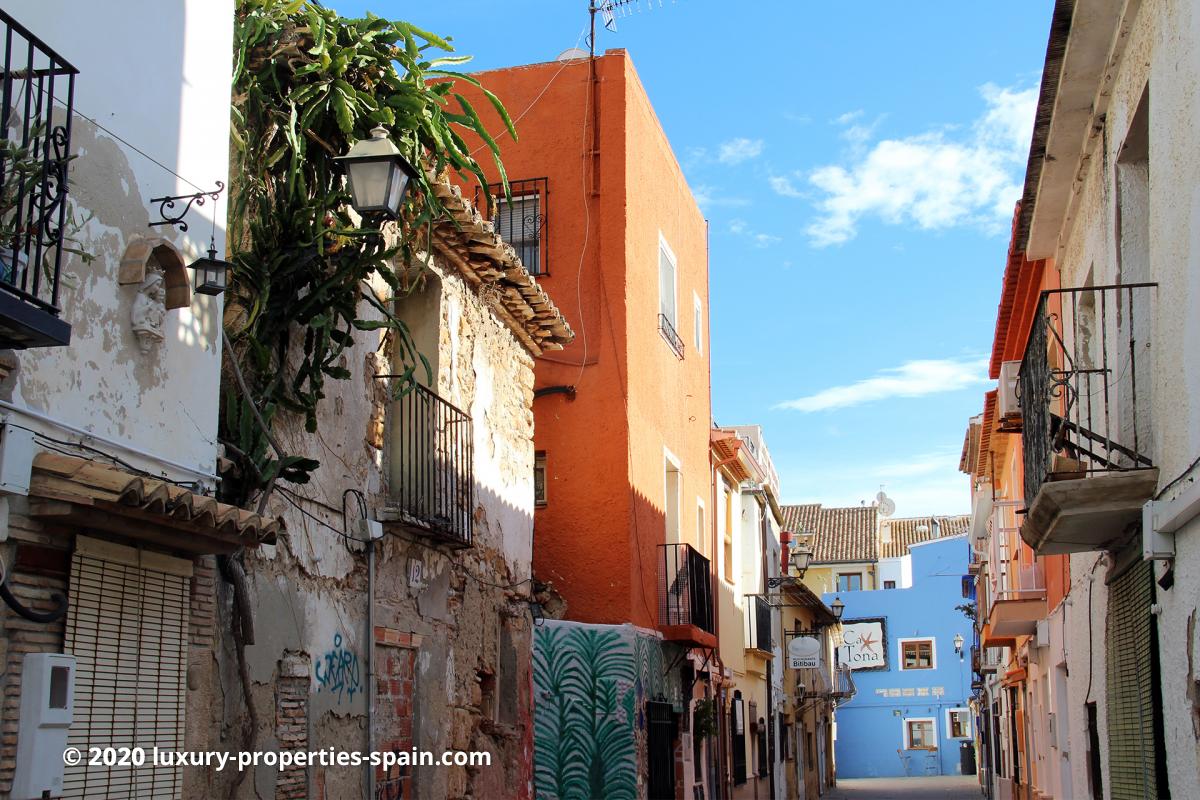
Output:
[
  {"xmin": 336, "ymin": 126, "xmax": 419, "ymax": 218},
  {"xmin": 189, "ymin": 238, "xmax": 229, "ymax": 296}
]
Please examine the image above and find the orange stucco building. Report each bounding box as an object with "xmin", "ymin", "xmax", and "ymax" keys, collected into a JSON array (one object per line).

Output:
[
  {"xmin": 460, "ymin": 50, "xmax": 713, "ymax": 631},
  {"xmin": 456, "ymin": 50, "xmax": 718, "ymax": 800}
]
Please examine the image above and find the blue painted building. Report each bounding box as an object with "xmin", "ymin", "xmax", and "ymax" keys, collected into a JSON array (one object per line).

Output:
[{"xmin": 822, "ymin": 534, "xmax": 973, "ymax": 778}]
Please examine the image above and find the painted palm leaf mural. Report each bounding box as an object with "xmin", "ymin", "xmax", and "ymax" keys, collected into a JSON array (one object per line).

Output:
[{"xmin": 533, "ymin": 622, "xmax": 639, "ymax": 800}]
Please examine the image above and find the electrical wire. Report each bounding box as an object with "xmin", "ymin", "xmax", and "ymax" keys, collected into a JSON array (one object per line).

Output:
[
  {"xmin": 467, "ymin": 26, "xmax": 588, "ymax": 159},
  {"xmin": 54, "ymin": 96, "xmax": 208, "ymax": 193},
  {"xmin": 8, "ymin": 421, "xmax": 203, "ymax": 491}
]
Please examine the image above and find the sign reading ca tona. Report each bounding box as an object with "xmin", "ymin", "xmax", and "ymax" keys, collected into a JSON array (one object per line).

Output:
[
  {"xmin": 788, "ymin": 635, "xmax": 821, "ymax": 669},
  {"xmin": 840, "ymin": 618, "xmax": 887, "ymax": 671}
]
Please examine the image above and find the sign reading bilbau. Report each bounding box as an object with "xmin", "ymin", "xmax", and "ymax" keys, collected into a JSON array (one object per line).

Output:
[
  {"xmin": 788, "ymin": 635, "xmax": 821, "ymax": 669},
  {"xmin": 840, "ymin": 618, "xmax": 887, "ymax": 671}
]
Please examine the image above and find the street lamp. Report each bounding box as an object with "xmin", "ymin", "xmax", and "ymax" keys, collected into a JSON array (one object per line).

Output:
[
  {"xmin": 767, "ymin": 537, "xmax": 815, "ymax": 588},
  {"xmin": 830, "ymin": 597, "xmax": 845, "ymax": 621},
  {"xmin": 336, "ymin": 126, "xmax": 419, "ymax": 218},
  {"xmin": 954, "ymin": 633, "xmax": 965, "ymax": 659}
]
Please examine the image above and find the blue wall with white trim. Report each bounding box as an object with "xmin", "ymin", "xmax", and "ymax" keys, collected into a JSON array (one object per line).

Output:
[{"xmin": 822, "ymin": 535, "xmax": 973, "ymax": 778}]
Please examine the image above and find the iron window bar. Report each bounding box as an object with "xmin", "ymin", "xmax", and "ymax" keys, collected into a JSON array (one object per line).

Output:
[
  {"xmin": 658, "ymin": 312, "xmax": 684, "ymax": 359},
  {"xmin": 1018, "ymin": 283, "xmax": 1157, "ymax": 503},
  {"xmin": 476, "ymin": 177, "xmax": 548, "ymax": 276},
  {"xmin": 0, "ymin": 9, "xmax": 78, "ymax": 347},
  {"xmin": 657, "ymin": 542, "xmax": 714, "ymax": 634}
]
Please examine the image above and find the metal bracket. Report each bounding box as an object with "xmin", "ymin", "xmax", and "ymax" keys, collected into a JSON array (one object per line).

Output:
[{"xmin": 148, "ymin": 181, "xmax": 225, "ymax": 232}]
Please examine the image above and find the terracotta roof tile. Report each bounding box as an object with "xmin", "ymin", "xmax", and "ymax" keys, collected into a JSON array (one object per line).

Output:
[
  {"xmin": 428, "ymin": 178, "xmax": 573, "ymax": 355},
  {"xmin": 782, "ymin": 503, "xmax": 879, "ymax": 564},
  {"xmin": 879, "ymin": 515, "xmax": 971, "ymax": 560}
]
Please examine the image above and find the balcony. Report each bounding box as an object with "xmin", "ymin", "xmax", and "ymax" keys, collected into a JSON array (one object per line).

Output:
[
  {"xmin": 657, "ymin": 543, "xmax": 715, "ymax": 648},
  {"xmin": 745, "ymin": 594, "xmax": 772, "ymax": 657},
  {"xmin": 983, "ymin": 500, "xmax": 1045, "ymax": 644},
  {"xmin": 386, "ymin": 382, "xmax": 473, "ymax": 547},
  {"xmin": 1018, "ymin": 284, "xmax": 1159, "ymax": 554},
  {"xmin": 477, "ymin": 177, "xmax": 547, "ymax": 276},
  {"xmin": 0, "ymin": 9, "xmax": 77, "ymax": 348},
  {"xmin": 658, "ymin": 313, "xmax": 684, "ymax": 359}
]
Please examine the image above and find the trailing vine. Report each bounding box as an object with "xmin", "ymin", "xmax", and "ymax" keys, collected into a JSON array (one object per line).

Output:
[{"xmin": 223, "ymin": 0, "xmax": 515, "ymax": 507}]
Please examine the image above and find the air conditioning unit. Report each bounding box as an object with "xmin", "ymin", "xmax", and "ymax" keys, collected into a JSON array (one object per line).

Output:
[{"xmin": 998, "ymin": 361, "xmax": 1021, "ymax": 420}]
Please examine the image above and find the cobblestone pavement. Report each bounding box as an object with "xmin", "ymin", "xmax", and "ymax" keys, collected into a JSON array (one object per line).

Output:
[{"xmin": 824, "ymin": 775, "xmax": 984, "ymax": 799}]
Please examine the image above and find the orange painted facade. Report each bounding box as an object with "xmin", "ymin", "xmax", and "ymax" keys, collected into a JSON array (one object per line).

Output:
[{"xmin": 457, "ymin": 51, "xmax": 711, "ymax": 631}]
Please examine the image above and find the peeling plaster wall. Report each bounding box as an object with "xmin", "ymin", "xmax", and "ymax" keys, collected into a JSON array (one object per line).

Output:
[
  {"xmin": 1039, "ymin": 2, "xmax": 1200, "ymax": 796},
  {"xmin": 0, "ymin": 0, "xmax": 231, "ymax": 481},
  {"xmin": 214, "ymin": 254, "xmax": 538, "ymax": 799}
]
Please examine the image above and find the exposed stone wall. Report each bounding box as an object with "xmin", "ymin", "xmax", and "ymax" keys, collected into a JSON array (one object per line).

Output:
[{"xmin": 209, "ymin": 249, "xmax": 539, "ymax": 799}]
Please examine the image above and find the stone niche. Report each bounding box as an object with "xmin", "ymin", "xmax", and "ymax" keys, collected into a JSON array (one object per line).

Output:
[{"xmin": 118, "ymin": 236, "xmax": 191, "ymax": 310}]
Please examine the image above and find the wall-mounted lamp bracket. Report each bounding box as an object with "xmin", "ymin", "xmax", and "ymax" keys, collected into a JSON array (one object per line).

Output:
[{"xmin": 148, "ymin": 181, "xmax": 225, "ymax": 232}]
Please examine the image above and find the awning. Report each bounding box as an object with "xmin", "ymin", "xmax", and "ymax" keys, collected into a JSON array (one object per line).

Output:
[{"xmin": 28, "ymin": 452, "xmax": 280, "ymax": 554}]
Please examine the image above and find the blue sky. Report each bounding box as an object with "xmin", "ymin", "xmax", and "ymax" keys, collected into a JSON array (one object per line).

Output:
[{"xmin": 337, "ymin": 0, "xmax": 1053, "ymax": 516}]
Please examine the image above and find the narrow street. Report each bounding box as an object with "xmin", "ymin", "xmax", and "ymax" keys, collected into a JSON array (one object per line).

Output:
[{"xmin": 826, "ymin": 776, "xmax": 982, "ymax": 800}]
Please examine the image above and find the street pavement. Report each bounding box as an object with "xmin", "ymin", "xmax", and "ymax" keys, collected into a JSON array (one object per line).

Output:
[{"xmin": 824, "ymin": 775, "xmax": 983, "ymax": 799}]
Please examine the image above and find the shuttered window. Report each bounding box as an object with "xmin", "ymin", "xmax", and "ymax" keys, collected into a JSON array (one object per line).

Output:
[
  {"xmin": 62, "ymin": 536, "xmax": 192, "ymax": 799},
  {"xmin": 1105, "ymin": 557, "xmax": 1162, "ymax": 800}
]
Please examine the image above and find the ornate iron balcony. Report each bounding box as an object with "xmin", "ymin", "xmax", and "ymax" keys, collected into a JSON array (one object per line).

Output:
[
  {"xmin": 0, "ymin": 9, "xmax": 77, "ymax": 348},
  {"xmin": 391, "ymin": 381, "xmax": 473, "ymax": 547},
  {"xmin": 658, "ymin": 312, "xmax": 684, "ymax": 359},
  {"xmin": 657, "ymin": 542, "xmax": 714, "ymax": 635},
  {"xmin": 1019, "ymin": 284, "xmax": 1157, "ymax": 503}
]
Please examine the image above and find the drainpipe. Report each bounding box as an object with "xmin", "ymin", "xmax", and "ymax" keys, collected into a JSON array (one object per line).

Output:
[
  {"xmin": 757, "ymin": 494, "xmax": 777, "ymax": 800},
  {"xmin": 367, "ymin": 539, "xmax": 376, "ymax": 799}
]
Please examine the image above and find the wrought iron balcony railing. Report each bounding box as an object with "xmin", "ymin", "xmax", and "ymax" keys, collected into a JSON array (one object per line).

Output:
[
  {"xmin": 0, "ymin": 9, "xmax": 77, "ymax": 348},
  {"xmin": 658, "ymin": 313, "xmax": 684, "ymax": 359},
  {"xmin": 1019, "ymin": 284, "xmax": 1156, "ymax": 502},
  {"xmin": 392, "ymin": 381, "xmax": 473, "ymax": 547},
  {"xmin": 745, "ymin": 594, "xmax": 772, "ymax": 653},
  {"xmin": 477, "ymin": 177, "xmax": 547, "ymax": 276},
  {"xmin": 657, "ymin": 543, "xmax": 714, "ymax": 634}
]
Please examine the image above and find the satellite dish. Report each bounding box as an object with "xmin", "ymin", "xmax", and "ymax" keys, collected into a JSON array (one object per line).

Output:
[
  {"xmin": 876, "ymin": 491, "xmax": 895, "ymax": 518},
  {"xmin": 556, "ymin": 47, "xmax": 589, "ymax": 62}
]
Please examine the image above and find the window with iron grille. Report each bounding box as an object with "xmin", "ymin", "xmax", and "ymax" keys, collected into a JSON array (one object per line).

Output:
[{"xmin": 485, "ymin": 178, "xmax": 547, "ymax": 275}]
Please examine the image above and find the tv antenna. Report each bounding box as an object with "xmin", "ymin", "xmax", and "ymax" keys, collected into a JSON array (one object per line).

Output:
[{"xmin": 588, "ymin": 0, "xmax": 672, "ymax": 57}]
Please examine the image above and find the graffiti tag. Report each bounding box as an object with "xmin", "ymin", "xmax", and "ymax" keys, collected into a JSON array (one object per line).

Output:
[{"xmin": 315, "ymin": 632, "xmax": 362, "ymax": 703}]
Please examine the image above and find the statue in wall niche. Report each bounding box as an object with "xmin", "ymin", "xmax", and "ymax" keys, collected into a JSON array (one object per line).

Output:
[{"xmin": 130, "ymin": 271, "xmax": 167, "ymax": 353}]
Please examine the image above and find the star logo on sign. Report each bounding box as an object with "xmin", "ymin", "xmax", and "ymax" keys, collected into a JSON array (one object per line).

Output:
[{"xmin": 858, "ymin": 631, "xmax": 879, "ymax": 654}]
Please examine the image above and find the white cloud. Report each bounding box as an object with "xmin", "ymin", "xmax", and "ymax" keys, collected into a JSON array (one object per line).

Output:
[
  {"xmin": 728, "ymin": 218, "xmax": 781, "ymax": 248},
  {"xmin": 834, "ymin": 110, "xmax": 864, "ymax": 125},
  {"xmin": 774, "ymin": 356, "xmax": 989, "ymax": 413},
  {"xmin": 803, "ymin": 83, "xmax": 1038, "ymax": 246},
  {"xmin": 717, "ymin": 137, "xmax": 764, "ymax": 165},
  {"xmin": 693, "ymin": 183, "xmax": 750, "ymax": 211},
  {"xmin": 769, "ymin": 174, "xmax": 804, "ymax": 198}
]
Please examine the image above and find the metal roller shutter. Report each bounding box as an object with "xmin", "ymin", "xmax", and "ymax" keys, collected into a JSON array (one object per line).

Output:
[
  {"xmin": 1104, "ymin": 557, "xmax": 1161, "ymax": 800},
  {"xmin": 62, "ymin": 536, "xmax": 192, "ymax": 799}
]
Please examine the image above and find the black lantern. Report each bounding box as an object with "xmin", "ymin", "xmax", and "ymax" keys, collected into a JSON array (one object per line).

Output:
[
  {"xmin": 831, "ymin": 597, "xmax": 845, "ymax": 621},
  {"xmin": 336, "ymin": 126, "xmax": 418, "ymax": 218},
  {"xmin": 189, "ymin": 240, "xmax": 229, "ymax": 296},
  {"xmin": 954, "ymin": 633, "xmax": 965, "ymax": 658}
]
